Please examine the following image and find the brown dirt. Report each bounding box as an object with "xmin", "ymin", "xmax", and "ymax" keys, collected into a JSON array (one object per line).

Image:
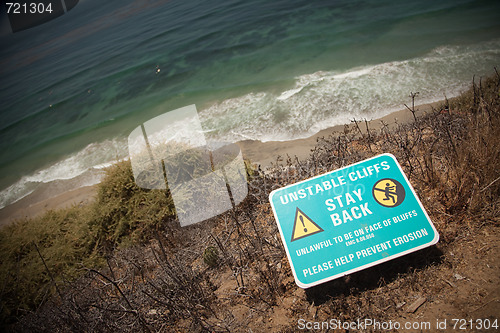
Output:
[{"xmin": 204, "ymin": 213, "xmax": 499, "ymax": 332}]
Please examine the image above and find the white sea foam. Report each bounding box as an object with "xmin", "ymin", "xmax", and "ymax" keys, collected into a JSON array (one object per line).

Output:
[
  {"xmin": 0, "ymin": 138, "xmax": 128, "ymax": 209},
  {"xmin": 332, "ymin": 67, "xmax": 373, "ymax": 80},
  {"xmin": 277, "ymin": 86, "xmax": 304, "ymax": 101},
  {"xmin": 199, "ymin": 39, "xmax": 500, "ymax": 143},
  {"xmin": 1, "ymin": 39, "xmax": 499, "ymax": 211}
]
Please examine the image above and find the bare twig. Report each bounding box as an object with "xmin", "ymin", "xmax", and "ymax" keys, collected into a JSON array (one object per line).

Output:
[
  {"xmin": 480, "ymin": 176, "xmax": 500, "ymax": 192},
  {"xmin": 33, "ymin": 242, "xmax": 64, "ymax": 301}
]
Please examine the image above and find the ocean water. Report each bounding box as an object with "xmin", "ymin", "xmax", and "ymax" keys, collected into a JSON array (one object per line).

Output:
[{"xmin": 0, "ymin": 0, "xmax": 499, "ymax": 209}]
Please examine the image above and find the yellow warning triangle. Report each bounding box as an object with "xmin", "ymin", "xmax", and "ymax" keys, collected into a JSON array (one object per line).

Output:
[{"xmin": 291, "ymin": 207, "xmax": 324, "ymax": 242}]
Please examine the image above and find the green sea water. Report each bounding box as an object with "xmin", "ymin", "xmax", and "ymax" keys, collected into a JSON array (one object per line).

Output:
[{"xmin": 0, "ymin": 0, "xmax": 499, "ymax": 208}]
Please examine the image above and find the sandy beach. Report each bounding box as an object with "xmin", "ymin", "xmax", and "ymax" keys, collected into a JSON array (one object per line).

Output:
[
  {"xmin": 0, "ymin": 100, "xmax": 443, "ymax": 228},
  {"xmin": 237, "ymin": 100, "xmax": 440, "ymax": 167}
]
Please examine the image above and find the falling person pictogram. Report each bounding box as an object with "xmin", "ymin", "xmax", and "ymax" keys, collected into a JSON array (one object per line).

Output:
[{"xmin": 372, "ymin": 178, "xmax": 406, "ymax": 208}]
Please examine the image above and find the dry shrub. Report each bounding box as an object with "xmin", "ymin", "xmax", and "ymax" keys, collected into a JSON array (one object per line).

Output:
[
  {"xmin": 89, "ymin": 160, "xmax": 177, "ymax": 248},
  {"xmin": 6, "ymin": 71, "xmax": 500, "ymax": 331}
]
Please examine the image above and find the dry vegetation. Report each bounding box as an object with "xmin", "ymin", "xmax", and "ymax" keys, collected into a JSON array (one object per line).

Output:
[{"xmin": 1, "ymin": 73, "xmax": 499, "ymax": 332}]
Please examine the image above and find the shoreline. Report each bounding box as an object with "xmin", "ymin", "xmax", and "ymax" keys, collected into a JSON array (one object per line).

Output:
[
  {"xmin": 0, "ymin": 184, "xmax": 97, "ymax": 228},
  {"xmin": 0, "ymin": 100, "xmax": 444, "ymax": 228},
  {"xmin": 237, "ymin": 100, "xmax": 442, "ymax": 167}
]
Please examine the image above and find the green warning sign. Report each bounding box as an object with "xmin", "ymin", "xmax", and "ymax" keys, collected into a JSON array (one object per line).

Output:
[{"xmin": 269, "ymin": 154, "xmax": 439, "ymax": 288}]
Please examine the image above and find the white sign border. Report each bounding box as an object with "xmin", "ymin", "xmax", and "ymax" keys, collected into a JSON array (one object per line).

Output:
[{"xmin": 269, "ymin": 153, "xmax": 440, "ymax": 289}]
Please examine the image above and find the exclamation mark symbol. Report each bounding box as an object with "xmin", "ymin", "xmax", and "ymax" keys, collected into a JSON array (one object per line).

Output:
[{"xmin": 300, "ymin": 215, "xmax": 307, "ymax": 233}]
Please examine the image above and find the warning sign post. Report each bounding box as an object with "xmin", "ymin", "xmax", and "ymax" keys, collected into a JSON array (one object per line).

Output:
[{"xmin": 269, "ymin": 154, "xmax": 439, "ymax": 288}]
